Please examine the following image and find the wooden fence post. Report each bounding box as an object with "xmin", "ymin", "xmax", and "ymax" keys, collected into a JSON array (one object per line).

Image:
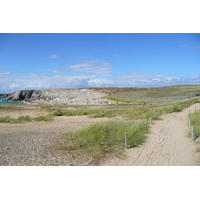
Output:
[
  {"xmin": 191, "ymin": 126, "xmax": 195, "ymax": 140},
  {"xmin": 125, "ymin": 132, "xmax": 128, "ymax": 149},
  {"xmin": 188, "ymin": 118, "xmax": 191, "ymax": 128},
  {"xmin": 188, "ymin": 110, "xmax": 190, "ymax": 117},
  {"xmin": 150, "ymin": 117, "xmax": 152, "ymax": 125}
]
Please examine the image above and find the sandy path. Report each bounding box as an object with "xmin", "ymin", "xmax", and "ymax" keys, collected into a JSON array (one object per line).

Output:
[{"xmin": 102, "ymin": 103, "xmax": 200, "ymax": 166}]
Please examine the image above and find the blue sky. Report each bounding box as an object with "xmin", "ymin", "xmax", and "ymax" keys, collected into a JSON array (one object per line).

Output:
[{"xmin": 0, "ymin": 33, "xmax": 200, "ymax": 93}]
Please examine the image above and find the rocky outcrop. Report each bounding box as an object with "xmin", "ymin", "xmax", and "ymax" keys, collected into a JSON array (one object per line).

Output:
[
  {"xmin": 7, "ymin": 89, "xmax": 107, "ymax": 103},
  {"xmin": 0, "ymin": 93, "xmax": 12, "ymax": 98},
  {"xmin": 8, "ymin": 90, "xmax": 35, "ymax": 101}
]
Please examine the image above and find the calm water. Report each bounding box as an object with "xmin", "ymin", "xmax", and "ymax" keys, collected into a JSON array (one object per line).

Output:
[{"xmin": 0, "ymin": 97, "xmax": 18, "ymax": 105}]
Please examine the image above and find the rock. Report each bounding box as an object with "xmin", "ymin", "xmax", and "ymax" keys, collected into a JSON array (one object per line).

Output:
[
  {"xmin": 7, "ymin": 89, "xmax": 108, "ymax": 104},
  {"xmin": 4, "ymin": 147, "xmax": 10, "ymax": 150},
  {"xmin": 8, "ymin": 90, "xmax": 35, "ymax": 101},
  {"xmin": 0, "ymin": 93, "xmax": 12, "ymax": 98},
  {"xmin": 67, "ymin": 162, "xmax": 73, "ymax": 166}
]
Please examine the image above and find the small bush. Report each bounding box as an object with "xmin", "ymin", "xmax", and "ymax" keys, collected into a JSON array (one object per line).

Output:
[
  {"xmin": 53, "ymin": 110, "xmax": 64, "ymax": 116},
  {"xmin": 0, "ymin": 115, "xmax": 32, "ymax": 123},
  {"xmin": 34, "ymin": 114, "xmax": 53, "ymax": 121},
  {"xmin": 17, "ymin": 116, "xmax": 32, "ymax": 123},
  {"xmin": 172, "ymin": 105, "xmax": 182, "ymax": 112},
  {"xmin": 0, "ymin": 116, "xmax": 12, "ymax": 123}
]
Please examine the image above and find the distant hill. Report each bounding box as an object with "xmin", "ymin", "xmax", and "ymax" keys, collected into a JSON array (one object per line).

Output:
[
  {"xmin": 92, "ymin": 85, "xmax": 200, "ymax": 98},
  {"xmin": 91, "ymin": 85, "xmax": 200, "ymax": 104},
  {"xmin": 6, "ymin": 85, "xmax": 200, "ymax": 104}
]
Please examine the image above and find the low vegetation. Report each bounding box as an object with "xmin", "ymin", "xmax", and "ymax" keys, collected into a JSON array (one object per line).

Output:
[
  {"xmin": 189, "ymin": 110, "xmax": 200, "ymax": 137},
  {"xmin": 52, "ymin": 103, "xmax": 184, "ymax": 120},
  {"xmin": 1, "ymin": 85, "xmax": 200, "ymax": 160},
  {"xmin": 0, "ymin": 114, "xmax": 54, "ymax": 123},
  {"xmin": 0, "ymin": 102, "xmax": 185, "ymax": 124},
  {"xmin": 58, "ymin": 120, "xmax": 149, "ymax": 158},
  {"xmin": 94, "ymin": 85, "xmax": 200, "ymax": 98},
  {"xmin": 0, "ymin": 116, "xmax": 32, "ymax": 123}
]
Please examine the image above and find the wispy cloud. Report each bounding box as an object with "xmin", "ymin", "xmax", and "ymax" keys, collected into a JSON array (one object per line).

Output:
[
  {"xmin": 68, "ymin": 60, "xmax": 112, "ymax": 75},
  {"xmin": 49, "ymin": 54, "xmax": 59, "ymax": 59},
  {"xmin": 179, "ymin": 43, "xmax": 200, "ymax": 50},
  {"xmin": 50, "ymin": 59, "xmax": 112, "ymax": 75},
  {"xmin": 113, "ymin": 72, "xmax": 200, "ymax": 87}
]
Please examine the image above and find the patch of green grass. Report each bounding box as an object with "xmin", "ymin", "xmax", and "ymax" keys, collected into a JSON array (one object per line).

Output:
[
  {"xmin": 0, "ymin": 115, "xmax": 32, "ymax": 123},
  {"xmin": 0, "ymin": 116, "xmax": 12, "ymax": 123},
  {"xmin": 33, "ymin": 114, "xmax": 54, "ymax": 121},
  {"xmin": 100, "ymin": 85, "xmax": 200, "ymax": 98},
  {"xmin": 52, "ymin": 103, "xmax": 184, "ymax": 120},
  {"xmin": 0, "ymin": 114, "xmax": 54, "ymax": 123},
  {"xmin": 53, "ymin": 110, "xmax": 64, "ymax": 116},
  {"xmin": 61, "ymin": 120, "xmax": 149, "ymax": 158},
  {"xmin": 189, "ymin": 111, "xmax": 200, "ymax": 137}
]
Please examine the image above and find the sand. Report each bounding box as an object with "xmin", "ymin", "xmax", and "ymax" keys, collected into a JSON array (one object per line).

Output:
[
  {"xmin": 102, "ymin": 103, "xmax": 200, "ymax": 166},
  {"xmin": 0, "ymin": 111, "xmax": 111, "ymax": 166},
  {"xmin": 1, "ymin": 104, "xmax": 200, "ymax": 166}
]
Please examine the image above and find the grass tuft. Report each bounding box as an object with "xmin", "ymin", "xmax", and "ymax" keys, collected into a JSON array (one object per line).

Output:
[
  {"xmin": 61, "ymin": 120, "xmax": 149, "ymax": 158},
  {"xmin": 189, "ymin": 111, "xmax": 200, "ymax": 137},
  {"xmin": 33, "ymin": 114, "xmax": 54, "ymax": 121},
  {"xmin": 0, "ymin": 115, "xmax": 32, "ymax": 123}
]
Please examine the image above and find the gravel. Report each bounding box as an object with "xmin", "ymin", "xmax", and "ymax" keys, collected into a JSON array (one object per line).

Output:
[{"xmin": 0, "ymin": 116, "xmax": 109, "ymax": 166}]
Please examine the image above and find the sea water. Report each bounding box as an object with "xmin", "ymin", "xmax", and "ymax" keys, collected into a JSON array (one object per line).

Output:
[{"xmin": 0, "ymin": 97, "xmax": 18, "ymax": 105}]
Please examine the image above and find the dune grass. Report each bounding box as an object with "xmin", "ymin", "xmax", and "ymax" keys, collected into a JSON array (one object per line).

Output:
[
  {"xmin": 60, "ymin": 120, "xmax": 149, "ymax": 158},
  {"xmin": 189, "ymin": 110, "xmax": 200, "ymax": 137},
  {"xmin": 0, "ymin": 101, "xmax": 185, "ymax": 124},
  {"xmin": 0, "ymin": 115, "xmax": 32, "ymax": 123},
  {"xmin": 52, "ymin": 103, "xmax": 183, "ymax": 120},
  {"xmin": 0, "ymin": 114, "xmax": 54, "ymax": 123},
  {"xmin": 33, "ymin": 114, "xmax": 54, "ymax": 121}
]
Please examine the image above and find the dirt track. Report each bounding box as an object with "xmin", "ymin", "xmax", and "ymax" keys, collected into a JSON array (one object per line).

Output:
[{"xmin": 102, "ymin": 104, "xmax": 200, "ymax": 166}]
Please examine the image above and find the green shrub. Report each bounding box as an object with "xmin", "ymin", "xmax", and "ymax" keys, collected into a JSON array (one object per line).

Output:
[
  {"xmin": 53, "ymin": 110, "xmax": 64, "ymax": 116},
  {"xmin": 34, "ymin": 114, "xmax": 53, "ymax": 121},
  {"xmin": 172, "ymin": 105, "xmax": 182, "ymax": 112},
  {"xmin": 0, "ymin": 116, "xmax": 12, "ymax": 123},
  {"xmin": 0, "ymin": 115, "xmax": 32, "ymax": 123}
]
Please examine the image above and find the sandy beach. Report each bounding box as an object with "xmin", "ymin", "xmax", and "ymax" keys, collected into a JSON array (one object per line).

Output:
[{"xmin": 1, "ymin": 104, "xmax": 200, "ymax": 166}]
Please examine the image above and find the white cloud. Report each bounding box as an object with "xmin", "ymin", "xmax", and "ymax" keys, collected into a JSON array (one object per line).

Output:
[
  {"xmin": 9, "ymin": 84, "xmax": 20, "ymax": 89},
  {"xmin": 88, "ymin": 79, "xmax": 114, "ymax": 87},
  {"xmin": 1, "ymin": 70, "xmax": 200, "ymax": 93},
  {"xmin": 68, "ymin": 60, "xmax": 112, "ymax": 75},
  {"xmin": 113, "ymin": 72, "xmax": 200, "ymax": 87}
]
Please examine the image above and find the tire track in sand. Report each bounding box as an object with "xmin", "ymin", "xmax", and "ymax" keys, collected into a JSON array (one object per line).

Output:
[{"xmin": 102, "ymin": 104, "xmax": 200, "ymax": 166}]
